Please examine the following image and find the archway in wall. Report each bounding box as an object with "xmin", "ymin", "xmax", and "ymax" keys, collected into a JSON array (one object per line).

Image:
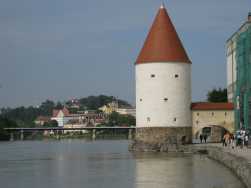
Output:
[{"xmin": 195, "ymin": 125, "xmax": 230, "ymax": 143}]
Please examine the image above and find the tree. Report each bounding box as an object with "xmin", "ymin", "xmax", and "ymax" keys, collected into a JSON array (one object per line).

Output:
[
  {"xmin": 207, "ymin": 88, "xmax": 228, "ymax": 102},
  {"xmin": 0, "ymin": 96, "xmax": 133, "ymax": 130},
  {"xmin": 78, "ymin": 95, "xmax": 131, "ymax": 110},
  {"xmin": 43, "ymin": 120, "xmax": 58, "ymax": 127},
  {"xmin": 55, "ymin": 102, "xmax": 63, "ymax": 109},
  {"xmin": 39, "ymin": 100, "xmax": 55, "ymax": 116},
  {"xmin": 0, "ymin": 106, "xmax": 39, "ymax": 127},
  {"xmin": 107, "ymin": 112, "xmax": 136, "ymax": 127},
  {"xmin": 0, "ymin": 116, "xmax": 17, "ymax": 140}
]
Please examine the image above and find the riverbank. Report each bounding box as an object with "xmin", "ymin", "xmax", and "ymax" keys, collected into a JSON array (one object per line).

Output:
[
  {"xmin": 130, "ymin": 141, "xmax": 251, "ymax": 188},
  {"xmin": 188, "ymin": 144, "xmax": 251, "ymax": 188},
  {"xmin": 0, "ymin": 140, "xmax": 245, "ymax": 188}
]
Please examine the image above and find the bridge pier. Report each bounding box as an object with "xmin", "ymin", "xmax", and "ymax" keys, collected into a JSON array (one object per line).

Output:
[
  {"xmin": 10, "ymin": 132, "xmax": 14, "ymax": 141},
  {"xmin": 92, "ymin": 129, "xmax": 96, "ymax": 140},
  {"xmin": 20, "ymin": 130, "xmax": 24, "ymax": 141},
  {"xmin": 128, "ymin": 129, "xmax": 133, "ymax": 140}
]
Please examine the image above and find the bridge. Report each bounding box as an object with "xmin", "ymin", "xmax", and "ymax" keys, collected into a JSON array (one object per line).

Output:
[{"xmin": 4, "ymin": 127, "xmax": 136, "ymax": 141}]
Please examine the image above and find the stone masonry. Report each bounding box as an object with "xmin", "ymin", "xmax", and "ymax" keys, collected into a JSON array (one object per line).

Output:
[{"xmin": 129, "ymin": 127, "xmax": 192, "ymax": 152}]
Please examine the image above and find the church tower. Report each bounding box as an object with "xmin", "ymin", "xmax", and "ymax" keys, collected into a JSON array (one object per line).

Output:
[{"xmin": 132, "ymin": 4, "xmax": 192, "ymax": 151}]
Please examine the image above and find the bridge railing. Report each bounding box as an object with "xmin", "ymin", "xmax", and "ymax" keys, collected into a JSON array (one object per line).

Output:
[
  {"xmin": 4, "ymin": 126, "xmax": 136, "ymax": 132},
  {"xmin": 4, "ymin": 126, "xmax": 136, "ymax": 141}
]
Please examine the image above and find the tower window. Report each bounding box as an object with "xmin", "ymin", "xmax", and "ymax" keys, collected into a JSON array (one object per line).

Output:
[
  {"xmin": 147, "ymin": 117, "xmax": 151, "ymax": 122},
  {"xmin": 140, "ymin": 98, "xmax": 143, "ymax": 102},
  {"xmin": 175, "ymin": 74, "xmax": 179, "ymax": 78},
  {"xmin": 197, "ymin": 113, "xmax": 199, "ymax": 116},
  {"xmin": 151, "ymin": 74, "xmax": 155, "ymax": 78},
  {"xmin": 212, "ymin": 112, "xmax": 214, "ymax": 116},
  {"xmin": 174, "ymin": 118, "xmax": 177, "ymax": 122},
  {"xmin": 164, "ymin": 98, "xmax": 168, "ymax": 102},
  {"xmin": 196, "ymin": 120, "xmax": 199, "ymax": 124},
  {"xmin": 225, "ymin": 112, "xmax": 227, "ymax": 116}
]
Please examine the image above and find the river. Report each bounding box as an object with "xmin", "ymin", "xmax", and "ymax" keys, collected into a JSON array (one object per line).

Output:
[{"xmin": 0, "ymin": 140, "xmax": 245, "ymax": 188}]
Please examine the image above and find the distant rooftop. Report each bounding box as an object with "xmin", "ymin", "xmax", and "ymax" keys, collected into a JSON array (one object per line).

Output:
[{"xmin": 191, "ymin": 102, "xmax": 234, "ymax": 110}]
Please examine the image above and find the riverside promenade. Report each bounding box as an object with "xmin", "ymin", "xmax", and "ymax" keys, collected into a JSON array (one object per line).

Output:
[{"xmin": 190, "ymin": 143, "xmax": 251, "ymax": 188}]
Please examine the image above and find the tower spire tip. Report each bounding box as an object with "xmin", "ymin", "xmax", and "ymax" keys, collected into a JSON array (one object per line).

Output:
[{"xmin": 160, "ymin": 2, "xmax": 165, "ymax": 9}]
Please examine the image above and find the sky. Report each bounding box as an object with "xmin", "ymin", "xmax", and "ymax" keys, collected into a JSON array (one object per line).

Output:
[{"xmin": 0, "ymin": 0, "xmax": 250, "ymax": 108}]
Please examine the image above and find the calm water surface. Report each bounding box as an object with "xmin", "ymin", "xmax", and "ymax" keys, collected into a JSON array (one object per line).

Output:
[{"xmin": 0, "ymin": 140, "xmax": 245, "ymax": 188}]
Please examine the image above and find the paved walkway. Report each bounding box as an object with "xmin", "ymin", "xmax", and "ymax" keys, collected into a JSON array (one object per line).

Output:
[
  {"xmin": 194, "ymin": 143, "xmax": 251, "ymax": 164},
  {"xmin": 191, "ymin": 143, "xmax": 251, "ymax": 188}
]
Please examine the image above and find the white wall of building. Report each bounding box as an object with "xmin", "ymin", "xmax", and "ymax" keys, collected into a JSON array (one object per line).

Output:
[
  {"xmin": 115, "ymin": 108, "xmax": 136, "ymax": 117},
  {"xmin": 226, "ymin": 40, "xmax": 237, "ymax": 102},
  {"xmin": 192, "ymin": 109, "xmax": 235, "ymax": 136},
  {"xmin": 226, "ymin": 22, "xmax": 251, "ymax": 102},
  {"xmin": 136, "ymin": 62, "xmax": 192, "ymax": 128}
]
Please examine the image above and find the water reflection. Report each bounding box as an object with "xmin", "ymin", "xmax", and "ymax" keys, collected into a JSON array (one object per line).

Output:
[
  {"xmin": 134, "ymin": 153, "xmax": 244, "ymax": 188},
  {"xmin": 0, "ymin": 140, "xmax": 245, "ymax": 188}
]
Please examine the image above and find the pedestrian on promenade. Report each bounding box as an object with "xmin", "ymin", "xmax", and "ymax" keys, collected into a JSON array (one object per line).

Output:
[
  {"xmin": 199, "ymin": 134, "xmax": 203, "ymax": 144},
  {"xmin": 203, "ymin": 134, "xmax": 208, "ymax": 143},
  {"xmin": 223, "ymin": 133, "xmax": 230, "ymax": 147},
  {"xmin": 240, "ymin": 131, "xmax": 245, "ymax": 149},
  {"xmin": 244, "ymin": 134, "xmax": 249, "ymax": 148},
  {"xmin": 236, "ymin": 132, "xmax": 241, "ymax": 148},
  {"xmin": 222, "ymin": 134, "xmax": 226, "ymax": 147},
  {"xmin": 226, "ymin": 133, "xmax": 230, "ymax": 146},
  {"xmin": 230, "ymin": 134, "xmax": 235, "ymax": 149}
]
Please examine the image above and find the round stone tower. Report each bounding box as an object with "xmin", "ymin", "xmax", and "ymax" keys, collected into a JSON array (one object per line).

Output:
[{"xmin": 131, "ymin": 4, "xmax": 192, "ymax": 152}]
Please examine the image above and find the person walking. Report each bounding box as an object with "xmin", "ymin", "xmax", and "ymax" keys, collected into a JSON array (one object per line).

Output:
[
  {"xmin": 223, "ymin": 133, "xmax": 227, "ymax": 147},
  {"xmin": 222, "ymin": 133, "xmax": 226, "ymax": 147},
  {"xmin": 244, "ymin": 134, "xmax": 249, "ymax": 148},
  {"xmin": 230, "ymin": 134, "xmax": 235, "ymax": 149},
  {"xmin": 236, "ymin": 132, "xmax": 241, "ymax": 148},
  {"xmin": 203, "ymin": 134, "xmax": 208, "ymax": 143},
  {"xmin": 199, "ymin": 134, "xmax": 203, "ymax": 144},
  {"xmin": 240, "ymin": 131, "xmax": 245, "ymax": 149},
  {"xmin": 226, "ymin": 133, "xmax": 230, "ymax": 147}
]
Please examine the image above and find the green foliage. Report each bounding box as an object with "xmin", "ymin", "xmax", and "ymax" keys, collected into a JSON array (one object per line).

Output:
[
  {"xmin": 106, "ymin": 112, "xmax": 135, "ymax": 127},
  {"xmin": 207, "ymin": 88, "xmax": 228, "ymax": 102},
  {"xmin": 39, "ymin": 100, "xmax": 55, "ymax": 116},
  {"xmin": 43, "ymin": 120, "xmax": 58, "ymax": 127},
  {"xmin": 79, "ymin": 95, "xmax": 131, "ymax": 110},
  {"xmin": 68, "ymin": 108, "xmax": 78, "ymax": 114},
  {"xmin": 0, "ymin": 116, "xmax": 17, "ymax": 140},
  {"xmin": 55, "ymin": 102, "xmax": 63, "ymax": 110},
  {"xmin": 0, "ymin": 100, "xmax": 59, "ymax": 128},
  {"xmin": 1, "ymin": 106, "xmax": 40, "ymax": 127},
  {"xmin": 0, "ymin": 95, "xmax": 132, "ymax": 130}
]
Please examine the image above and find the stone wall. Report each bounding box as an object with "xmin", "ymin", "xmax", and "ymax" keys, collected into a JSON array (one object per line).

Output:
[
  {"xmin": 190, "ymin": 145, "xmax": 251, "ymax": 188},
  {"xmin": 129, "ymin": 127, "xmax": 192, "ymax": 152},
  {"xmin": 210, "ymin": 126, "xmax": 223, "ymax": 142}
]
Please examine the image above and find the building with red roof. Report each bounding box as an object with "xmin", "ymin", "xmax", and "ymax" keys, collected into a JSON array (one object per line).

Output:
[
  {"xmin": 134, "ymin": 4, "xmax": 193, "ymax": 151},
  {"xmin": 132, "ymin": 4, "xmax": 236, "ymax": 151},
  {"xmin": 191, "ymin": 102, "xmax": 234, "ymax": 142}
]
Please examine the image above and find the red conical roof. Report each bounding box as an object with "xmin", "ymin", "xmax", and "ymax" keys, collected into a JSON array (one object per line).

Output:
[{"xmin": 136, "ymin": 5, "xmax": 191, "ymax": 64}]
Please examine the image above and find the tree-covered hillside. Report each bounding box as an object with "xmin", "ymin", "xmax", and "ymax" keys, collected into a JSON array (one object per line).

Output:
[
  {"xmin": 0, "ymin": 95, "xmax": 132, "ymax": 128},
  {"xmin": 77, "ymin": 95, "xmax": 131, "ymax": 110}
]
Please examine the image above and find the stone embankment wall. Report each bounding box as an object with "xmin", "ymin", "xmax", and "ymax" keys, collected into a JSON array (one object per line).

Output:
[
  {"xmin": 129, "ymin": 127, "xmax": 192, "ymax": 152},
  {"xmin": 190, "ymin": 145, "xmax": 251, "ymax": 188}
]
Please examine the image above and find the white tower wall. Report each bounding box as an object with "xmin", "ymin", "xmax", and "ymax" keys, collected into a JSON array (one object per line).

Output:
[{"xmin": 136, "ymin": 62, "xmax": 191, "ymax": 128}]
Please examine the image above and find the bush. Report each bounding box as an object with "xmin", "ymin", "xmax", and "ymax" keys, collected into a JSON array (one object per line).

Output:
[{"xmin": 0, "ymin": 117, "xmax": 18, "ymax": 140}]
